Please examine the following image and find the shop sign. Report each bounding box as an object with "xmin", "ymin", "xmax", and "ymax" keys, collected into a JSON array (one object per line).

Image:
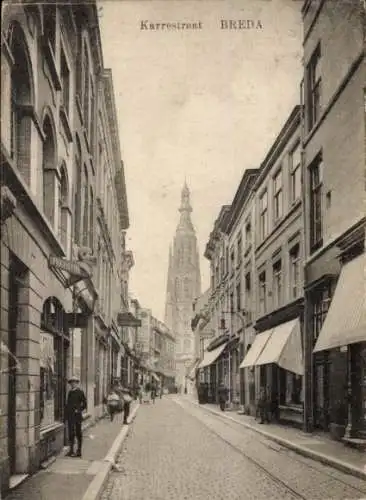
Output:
[
  {"xmin": 117, "ymin": 312, "xmax": 142, "ymax": 327},
  {"xmin": 66, "ymin": 312, "xmax": 89, "ymax": 328},
  {"xmin": 49, "ymin": 256, "xmax": 91, "ymax": 279}
]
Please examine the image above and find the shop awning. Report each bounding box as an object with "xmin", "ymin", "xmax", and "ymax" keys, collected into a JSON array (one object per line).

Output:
[
  {"xmin": 314, "ymin": 254, "xmax": 366, "ymax": 353},
  {"xmin": 198, "ymin": 342, "xmax": 228, "ymax": 369},
  {"xmin": 255, "ymin": 319, "xmax": 303, "ymax": 375},
  {"xmin": 239, "ymin": 330, "xmax": 272, "ymax": 369}
]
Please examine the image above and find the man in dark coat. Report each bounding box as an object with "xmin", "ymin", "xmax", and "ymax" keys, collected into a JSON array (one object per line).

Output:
[
  {"xmin": 65, "ymin": 375, "xmax": 87, "ymax": 457},
  {"xmin": 218, "ymin": 383, "xmax": 228, "ymax": 411}
]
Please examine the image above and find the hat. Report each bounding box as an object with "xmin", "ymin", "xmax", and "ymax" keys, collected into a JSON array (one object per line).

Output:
[{"xmin": 68, "ymin": 375, "xmax": 79, "ymax": 383}]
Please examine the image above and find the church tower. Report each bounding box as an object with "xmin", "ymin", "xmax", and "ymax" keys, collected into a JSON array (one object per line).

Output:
[{"xmin": 164, "ymin": 182, "xmax": 201, "ymax": 391}]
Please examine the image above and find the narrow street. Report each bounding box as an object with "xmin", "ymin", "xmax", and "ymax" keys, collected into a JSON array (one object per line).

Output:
[{"xmin": 101, "ymin": 397, "xmax": 366, "ymax": 500}]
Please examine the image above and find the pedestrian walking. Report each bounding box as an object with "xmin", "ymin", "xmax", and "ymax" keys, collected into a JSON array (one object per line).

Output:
[
  {"xmin": 121, "ymin": 385, "xmax": 134, "ymax": 424},
  {"xmin": 65, "ymin": 375, "xmax": 87, "ymax": 457},
  {"xmin": 218, "ymin": 382, "xmax": 228, "ymax": 411},
  {"xmin": 105, "ymin": 385, "xmax": 122, "ymax": 422}
]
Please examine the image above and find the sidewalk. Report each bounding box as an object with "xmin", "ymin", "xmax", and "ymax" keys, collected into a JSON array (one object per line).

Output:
[
  {"xmin": 186, "ymin": 397, "xmax": 366, "ymax": 480},
  {"xmin": 4, "ymin": 403, "xmax": 139, "ymax": 500}
]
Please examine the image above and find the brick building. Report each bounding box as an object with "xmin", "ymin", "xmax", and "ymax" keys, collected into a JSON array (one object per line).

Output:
[
  {"xmin": 0, "ymin": 1, "xmax": 131, "ymax": 494},
  {"xmin": 301, "ymin": 0, "xmax": 366, "ymax": 440}
]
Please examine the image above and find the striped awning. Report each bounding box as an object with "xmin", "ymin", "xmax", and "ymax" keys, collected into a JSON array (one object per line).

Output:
[{"xmin": 314, "ymin": 253, "xmax": 366, "ymax": 353}]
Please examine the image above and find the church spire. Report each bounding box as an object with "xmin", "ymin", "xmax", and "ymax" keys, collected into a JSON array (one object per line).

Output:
[
  {"xmin": 179, "ymin": 181, "xmax": 192, "ymax": 213},
  {"xmin": 177, "ymin": 182, "xmax": 194, "ymax": 232}
]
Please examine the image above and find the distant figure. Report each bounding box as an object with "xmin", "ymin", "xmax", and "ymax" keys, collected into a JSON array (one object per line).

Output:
[
  {"xmin": 218, "ymin": 383, "xmax": 228, "ymax": 411},
  {"xmin": 151, "ymin": 381, "xmax": 157, "ymax": 404},
  {"xmin": 65, "ymin": 376, "xmax": 87, "ymax": 457},
  {"xmin": 106, "ymin": 386, "xmax": 121, "ymax": 422},
  {"xmin": 121, "ymin": 385, "xmax": 134, "ymax": 424},
  {"xmin": 258, "ymin": 387, "xmax": 270, "ymax": 424}
]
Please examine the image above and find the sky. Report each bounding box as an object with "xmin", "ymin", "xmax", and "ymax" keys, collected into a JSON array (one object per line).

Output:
[{"xmin": 99, "ymin": 0, "xmax": 303, "ymax": 321}]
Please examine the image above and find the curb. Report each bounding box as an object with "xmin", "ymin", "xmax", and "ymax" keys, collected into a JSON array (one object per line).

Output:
[
  {"xmin": 81, "ymin": 403, "xmax": 140, "ymax": 500},
  {"xmin": 190, "ymin": 401, "xmax": 366, "ymax": 481}
]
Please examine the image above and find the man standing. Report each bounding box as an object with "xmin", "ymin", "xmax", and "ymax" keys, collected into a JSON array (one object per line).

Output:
[
  {"xmin": 218, "ymin": 383, "xmax": 228, "ymax": 411},
  {"xmin": 65, "ymin": 375, "xmax": 87, "ymax": 457}
]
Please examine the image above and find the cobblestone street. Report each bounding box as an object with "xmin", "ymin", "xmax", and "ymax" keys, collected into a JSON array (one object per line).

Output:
[{"xmin": 101, "ymin": 397, "xmax": 366, "ymax": 500}]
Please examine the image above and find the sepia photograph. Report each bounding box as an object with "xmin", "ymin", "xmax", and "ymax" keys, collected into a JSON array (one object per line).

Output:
[{"xmin": 0, "ymin": 0, "xmax": 365, "ymax": 499}]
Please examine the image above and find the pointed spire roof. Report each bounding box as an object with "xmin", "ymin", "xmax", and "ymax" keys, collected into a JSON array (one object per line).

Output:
[{"xmin": 179, "ymin": 181, "xmax": 192, "ymax": 214}]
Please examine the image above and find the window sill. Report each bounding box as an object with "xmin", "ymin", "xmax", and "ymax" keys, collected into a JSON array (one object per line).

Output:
[
  {"xmin": 279, "ymin": 404, "xmax": 303, "ymax": 414},
  {"xmin": 40, "ymin": 421, "xmax": 64, "ymax": 438}
]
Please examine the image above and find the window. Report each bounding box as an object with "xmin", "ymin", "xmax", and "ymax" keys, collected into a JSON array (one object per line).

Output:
[
  {"xmin": 42, "ymin": 116, "xmax": 56, "ymax": 225},
  {"xmin": 245, "ymin": 219, "xmax": 251, "ymax": 250},
  {"xmin": 272, "ymin": 259, "xmax": 282, "ymax": 308},
  {"xmin": 290, "ymin": 143, "xmax": 301, "ymax": 203},
  {"xmin": 82, "ymin": 166, "xmax": 89, "ymax": 246},
  {"xmin": 237, "ymin": 235, "xmax": 242, "ymax": 267},
  {"xmin": 9, "ymin": 23, "xmax": 33, "ymax": 183},
  {"xmin": 309, "ymin": 155, "xmax": 323, "ymax": 250},
  {"xmin": 60, "ymin": 48, "xmax": 70, "ymax": 116},
  {"xmin": 236, "ymin": 281, "xmax": 241, "ymax": 312},
  {"xmin": 245, "ymin": 272, "xmax": 251, "ymax": 321},
  {"xmin": 259, "ymin": 191, "xmax": 268, "ymax": 240},
  {"xmin": 57, "ymin": 166, "xmax": 68, "ymax": 247},
  {"xmin": 89, "ymin": 80, "xmax": 95, "ymax": 149},
  {"xmin": 312, "ymin": 285, "xmax": 332, "ymax": 344},
  {"xmin": 73, "ymin": 138, "xmax": 82, "ymax": 244},
  {"xmin": 289, "ymin": 244, "xmax": 300, "ymax": 299},
  {"xmin": 273, "ymin": 170, "xmax": 283, "ymax": 221},
  {"xmin": 225, "ymin": 247, "xmax": 229, "ymax": 275},
  {"xmin": 229, "ymin": 290, "xmax": 234, "ymax": 313},
  {"xmin": 89, "ymin": 187, "xmax": 94, "ymax": 250},
  {"xmin": 307, "ymin": 44, "xmax": 321, "ymax": 131},
  {"xmin": 230, "ymin": 247, "xmax": 235, "ymax": 275},
  {"xmin": 82, "ymin": 44, "xmax": 89, "ymax": 128},
  {"xmin": 258, "ymin": 271, "xmax": 266, "ymax": 315},
  {"xmin": 44, "ymin": 5, "xmax": 56, "ymax": 53},
  {"xmin": 220, "ymin": 256, "xmax": 224, "ymax": 278},
  {"xmin": 280, "ymin": 368, "xmax": 303, "ymax": 405}
]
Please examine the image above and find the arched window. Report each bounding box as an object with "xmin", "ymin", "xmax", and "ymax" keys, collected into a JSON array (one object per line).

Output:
[
  {"xmin": 8, "ymin": 22, "xmax": 33, "ymax": 184},
  {"xmin": 82, "ymin": 166, "xmax": 89, "ymax": 246},
  {"xmin": 57, "ymin": 164, "xmax": 68, "ymax": 248},
  {"xmin": 42, "ymin": 115, "xmax": 56, "ymax": 225}
]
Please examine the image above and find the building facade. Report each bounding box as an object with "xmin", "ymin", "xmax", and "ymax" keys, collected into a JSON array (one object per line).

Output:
[
  {"xmin": 0, "ymin": 1, "xmax": 131, "ymax": 494},
  {"xmin": 164, "ymin": 183, "xmax": 201, "ymax": 392},
  {"xmin": 242, "ymin": 106, "xmax": 305, "ymax": 425},
  {"xmin": 301, "ymin": 0, "xmax": 366, "ymax": 440}
]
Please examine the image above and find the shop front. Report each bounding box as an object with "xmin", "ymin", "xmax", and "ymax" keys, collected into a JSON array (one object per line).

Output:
[
  {"xmin": 197, "ymin": 336, "xmax": 230, "ymax": 403},
  {"xmin": 313, "ymin": 253, "xmax": 366, "ymax": 444},
  {"xmin": 240, "ymin": 318, "xmax": 304, "ymax": 426},
  {"xmin": 39, "ymin": 297, "xmax": 70, "ymax": 463}
]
